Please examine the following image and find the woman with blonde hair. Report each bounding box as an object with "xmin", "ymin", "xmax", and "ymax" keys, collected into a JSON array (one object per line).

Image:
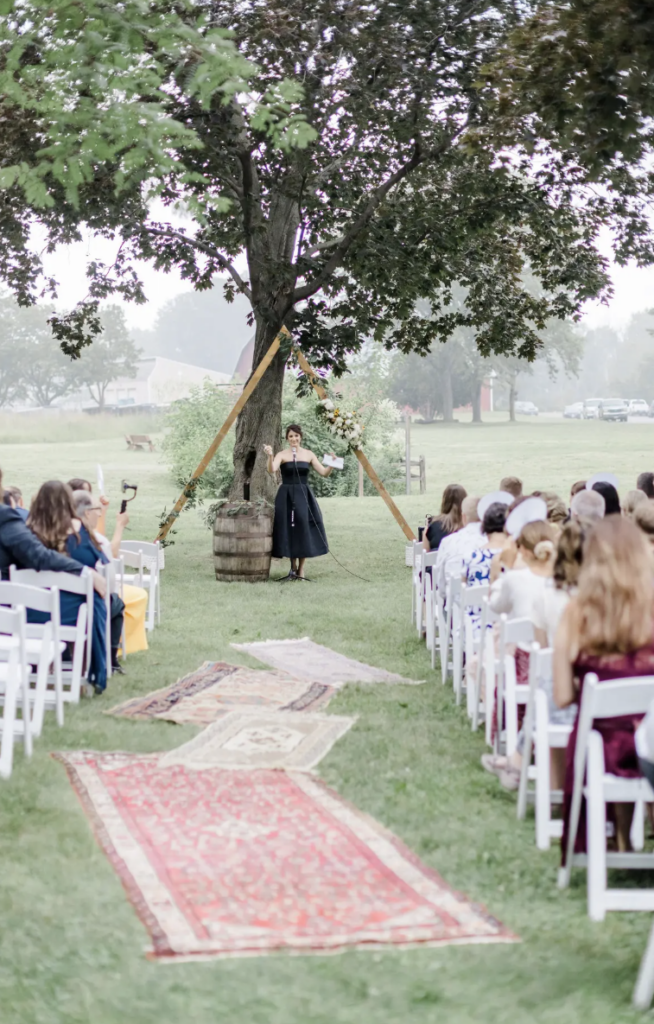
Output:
[
  {"xmin": 554, "ymin": 516, "xmax": 654, "ymax": 857},
  {"xmin": 423, "ymin": 483, "xmax": 467, "ymax": 551},
  {"xmin": 483, "ymin": 511, "xmax": 556, "ymax": 788},
  {"xmin": 623, "ymin": 489, "xmax": 647, "ymax": 518}
]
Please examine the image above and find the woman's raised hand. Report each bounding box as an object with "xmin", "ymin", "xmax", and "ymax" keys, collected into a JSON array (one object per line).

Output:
[{"xmin": 263, "ymin": 445, "xmax": 273, "ymax": 457}]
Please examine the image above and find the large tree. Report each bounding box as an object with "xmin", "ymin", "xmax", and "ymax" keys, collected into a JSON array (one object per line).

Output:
[{"xmin": 1, "ymin": 0, "xmax": 628, "ymax": 499}]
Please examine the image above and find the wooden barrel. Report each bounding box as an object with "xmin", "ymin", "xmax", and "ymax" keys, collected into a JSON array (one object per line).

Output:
[{"xmin": 213, "ymin": 503, "xmax": 273, "ymax": 582}]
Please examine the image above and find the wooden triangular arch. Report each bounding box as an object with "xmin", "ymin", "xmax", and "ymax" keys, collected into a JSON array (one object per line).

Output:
[{"xmin": 156, "ymin": 326, "xmax": 415, "ymax": 544}]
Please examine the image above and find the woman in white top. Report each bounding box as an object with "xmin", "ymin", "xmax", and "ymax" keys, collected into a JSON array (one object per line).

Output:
[{"xmin": 483, "ymin": 519, "xmax": 555, "ymax": 789}]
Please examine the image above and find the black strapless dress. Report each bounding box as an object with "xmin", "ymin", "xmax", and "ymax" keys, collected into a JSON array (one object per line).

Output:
[{"xmin": 272, "ymin": 461, "xmax": 329, "ymax": 559}]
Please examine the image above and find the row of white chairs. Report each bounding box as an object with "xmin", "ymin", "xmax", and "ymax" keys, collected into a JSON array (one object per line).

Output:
[
  {"xmin": 411, "ymin": 540, "xmax": 654, "ymax": 1008},
  {"xmin": 0, "ymin": 538, "xmax": 163, "ymax": 779}
]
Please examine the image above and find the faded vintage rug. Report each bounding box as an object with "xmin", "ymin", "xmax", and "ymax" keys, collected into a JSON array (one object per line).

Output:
[
  {"xmin": 54, "ymin": 753, "xmax": 516, "ymax": 959},
  {"xmin": 107, "ymin": 662, "xmax": 334, "ymax": 725},
  {"xmin": 231, "ymin": 638, "xmax": 424, "ymax": 687},
  {"xmin": 159, "ymin": 710, "xmax": 356, "ymax": 771}
]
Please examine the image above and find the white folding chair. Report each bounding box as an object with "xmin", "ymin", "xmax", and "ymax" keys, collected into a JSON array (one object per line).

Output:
[
  {"xmin": 0, "ymin": 582, "xmax": 65, "ymax": 731},
  {"xmin": 559, "ymin": 674, "xmax": 654, "ymax": 920},
  {"xmin": 446, "ymin": 575, "xmax": 462, "ymax": 693},
  {"xmin": 471, "ymin": 597, "xmax": 500, "ymax": 735},
  {"xmin": 460, "ymin": 583, "xmax": 489, "ymax": 716},
  {"xmin": 119, "ymin": 540, "xmax": 161, "ymax": 630},
  {"xmin": 410, "ymin": 541, "xmax": 423, "ymax": 631},
  {"xmin": 421, "ymin": 551, "xmax": 438, "ymax": 649},
  {"xmin": 495, "ymin": 615, "xmax": 534, "ymax": 756},
  {"xmin": 516, "ymin": 645, "xmax": 574, "ymax": 849},
  {"xmin": 9, "ymin": 568, "xmax": 92, "ymax": 704},
  {"xmin": 0, "ymin": 606, "xmax": 32, "ymax": 778}
]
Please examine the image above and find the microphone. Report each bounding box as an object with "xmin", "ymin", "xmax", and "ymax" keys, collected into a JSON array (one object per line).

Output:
[{"xmin": 292, "ymin": 446, "xmax": 297, "ymax": 461}]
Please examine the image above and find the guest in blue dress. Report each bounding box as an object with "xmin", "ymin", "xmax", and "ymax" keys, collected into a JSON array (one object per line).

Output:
[{"xmin": 27, "ymin": 482, "xmax": 108, "ymax": 694}]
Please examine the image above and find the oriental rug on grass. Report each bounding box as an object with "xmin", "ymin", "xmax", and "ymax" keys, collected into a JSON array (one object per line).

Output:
[
  {"xmin": 160, "ymin": 709, "xmax": 356, "ymax": 771},
  {"xmin": 106, "ymin": 661, "xmax": 334, "ymax": 725},
  {"xmin": 54, "ymin": 752, "xmax": 516, "ymax": 960},
  {"xmin": 231, "ymin": 638, "xmax": 424, "ymax": 687}
]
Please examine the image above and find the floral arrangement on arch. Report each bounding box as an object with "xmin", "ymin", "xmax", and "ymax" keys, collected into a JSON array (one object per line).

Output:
[{"xmin": 316, "ymin": 397, "xmax": 364, "ymax": 450}]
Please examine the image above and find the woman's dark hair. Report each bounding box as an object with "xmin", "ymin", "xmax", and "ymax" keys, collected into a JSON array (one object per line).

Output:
[
  {"xmin": 434, "ymin": 483, "xmax": 467, "ymax": 534},
  {"xmin": 637, "ymin": 471, "xmax": 654, "ymax": 499},
  {"xmin": 482, "ymin": 502, "xmax": 507, "ymax": 537},
  {"xmin": 67, "ymin": 477, "xmax": 92, "ymax": 493},
  {"xmin": 285, "ymin": 424, "xmax": 303, "ymax": 439},
  {"xmin": 27, "ymin": 481, "xmax": 75, "ymax": 552},
  {"xmin": 592, "ymin": 481, "xmax": 621, "ymax": 516}
]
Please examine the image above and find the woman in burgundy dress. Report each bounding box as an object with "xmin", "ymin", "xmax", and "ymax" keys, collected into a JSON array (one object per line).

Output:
[{"xmin": 554, "ymin": 516, "xmax": 654, "ymax": 861}]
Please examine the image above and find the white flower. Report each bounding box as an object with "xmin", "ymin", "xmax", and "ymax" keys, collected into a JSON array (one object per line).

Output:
[{"xmin": 320, "ymin": 399, "xmax": 334, "ymax": 411}]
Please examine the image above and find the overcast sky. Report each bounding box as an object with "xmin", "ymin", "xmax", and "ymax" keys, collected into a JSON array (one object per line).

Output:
[{"xmin": 41, "ymin": 227, "xmax": 654, "ymax": 335}]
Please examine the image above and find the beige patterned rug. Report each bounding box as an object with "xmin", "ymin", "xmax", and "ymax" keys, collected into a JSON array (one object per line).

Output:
[
  {"xmin": 107, "ymin": 662, "xmax": 335, "ymax": 725},
  {"xmin": 159, "ymin": 709, "xmax": 356, "ymax": 771},
  {"xmin": 231, "ymin": 638, "xmax": 424, "ymax": 687}
]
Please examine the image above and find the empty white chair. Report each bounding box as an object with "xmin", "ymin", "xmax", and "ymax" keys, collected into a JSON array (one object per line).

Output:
[
  {"xmin": 0, "ymin": 582, "xmax": 65, "ymax": 730},
  {"xmin": 0, "ymin": 606, "xmax": 32, "ymax": 778},
  {"xmin": 9, "ymin": 568, "xmax": 92, "ymax": 703},
  {"xmin": 119, "ymin": 541, "xmax": 161, "ymax": 631},
  {"xmin": 471, "ymin": 596, "xmax": 500, "ymax": 736},
  {"xmin": 559, "ymin": 674, "xmax": 654, "ymax": 920}
]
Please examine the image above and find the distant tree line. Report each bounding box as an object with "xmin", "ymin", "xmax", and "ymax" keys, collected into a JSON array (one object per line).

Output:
[{"xmin": 0, "ymin": 299, "xmax": 139, "ymax": 410}]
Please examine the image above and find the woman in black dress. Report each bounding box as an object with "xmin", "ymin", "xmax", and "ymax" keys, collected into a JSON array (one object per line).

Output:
[{"xmin": 263, "ymin": 424, "xmax": 333, "ymax": 580}]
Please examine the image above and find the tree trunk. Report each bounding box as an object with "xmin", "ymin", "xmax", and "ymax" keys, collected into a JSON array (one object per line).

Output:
[
  {"xmin": 231, "ymin": 317, "xmax": 288, "ymax": 502},
  {"xmin": 471, "ymin": 380, "xmax": 482, "ymax": 423},
  {"xmin": 509, "ymin": 376, "xmax": 516, "ymax": 422},
  {"xmin": 441, "ymin": 364, "xmax": 453, "ymax": 421}
]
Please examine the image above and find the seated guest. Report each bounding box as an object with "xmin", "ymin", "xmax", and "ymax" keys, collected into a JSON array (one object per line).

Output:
[
  {"xmin": 68, "ymin": 478, "xmax": 148, "ymax": 654},
  {"xmin": 488, "ymin": 520, "xmax": 584, "ymax": 791},
  {"xmin": 591, "ymin": 480, "xmax": 621, "ymax": 516},
  {"xmin": 483, "ymin": 500, "xmax": 556, "ymax": 788},
  {"xmin": 462, "ymin": 500, "xmax": 509, "ymax": 635},
  {"xmin": 554, "ymin": 516, "xmax": 654, "ymax": 858},
  {"xmin": 423, "ymin": 484, "xmax": 467, "ymax": 552},
  {"xmin": 500, "ymin": 476, "xmax": 523, "ymax": 499},
  {"xmin": 68, "ymin": 477, "xmax": 129, "ymax": 558},
  {"xmin": 623, "ymin": 489, "xmax": 648, "ymax": 518},
  {"xmin": 634, "ymin": 500, "xmax": 654, "ymax": 550},
  {"xmin": 570, "ymin": 480, "xmax": 586, "ymax": 500},
  {"xmin": 435, "ymin": 495, "xmax": 481, "ymax": 593},
  {"xmin": 587, "ymin": 472, "xmax": 621, "ymax": 516},
  {"xmin": 637, "ymin": 472, "xmax": 654, "ymax": 499},
  {"xmin": 70, "ymin": 490, "xmax": 126, "ymax": 675},
  {"xmin": 0, "ymin": 468, "xmax": 105, "ymax": 595},
  {"xmin": 28, "ymin": 481, "xmax": 108, "ymax": 695},
  {"xmin": 542, "ymin": 491, "xmax": 567, "ymax": 533},
  {"xmin": 570, "ymin": 488, "xmax": 605, "ymax": 523},
  {"xmin": 3, "ymin": 484, "xmax": 28, "ymax": 521}
]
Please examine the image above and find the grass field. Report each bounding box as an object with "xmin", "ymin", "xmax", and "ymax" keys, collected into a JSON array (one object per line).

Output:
[{"xmin": 1, "ymin": 418, "xmax": 654, "ymax": 1024}]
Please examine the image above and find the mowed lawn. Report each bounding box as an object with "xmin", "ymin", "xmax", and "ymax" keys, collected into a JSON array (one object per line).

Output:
[{"xmin": 1, "ymin": 416, "xmax": 654, "ymax": 1024}]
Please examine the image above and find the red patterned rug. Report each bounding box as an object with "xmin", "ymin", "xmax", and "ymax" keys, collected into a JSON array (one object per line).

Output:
[{"xmin": 55, "ymin": 752, "xmax": 516, "ymax": 959}]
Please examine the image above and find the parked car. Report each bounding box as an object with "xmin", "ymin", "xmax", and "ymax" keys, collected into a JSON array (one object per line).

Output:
[
  {"xmin": 598, "ymin": 398, "xmax": 629, "ymax": 422},
  {"xmin": 628, "ymin": 399, "xmax": 650, "ymax": 416},
  {"xmin": 564, "ymin": 402, "xmax": 584, "ymax": 419},
  {"xmin": 514, "ymin": 400, "xmax": 539, "ymax": 416},
  {"xmin": 582, "ymin": 398, "xmax": 603, "ymax": 419}
]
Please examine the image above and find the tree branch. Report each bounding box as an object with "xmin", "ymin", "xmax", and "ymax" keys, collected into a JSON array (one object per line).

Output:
[
  {"xmin": 292, "ymin": 129, "xmax": 463, "ymax": 304},
  {"xmin": 141, "ymin": 227, "xmax": 252, "ymax": 301}
]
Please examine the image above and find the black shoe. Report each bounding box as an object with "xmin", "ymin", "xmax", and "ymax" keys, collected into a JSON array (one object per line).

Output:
[{"xmin": 112, "ymin": 662, "xmax": 126, "ymax": 675}]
